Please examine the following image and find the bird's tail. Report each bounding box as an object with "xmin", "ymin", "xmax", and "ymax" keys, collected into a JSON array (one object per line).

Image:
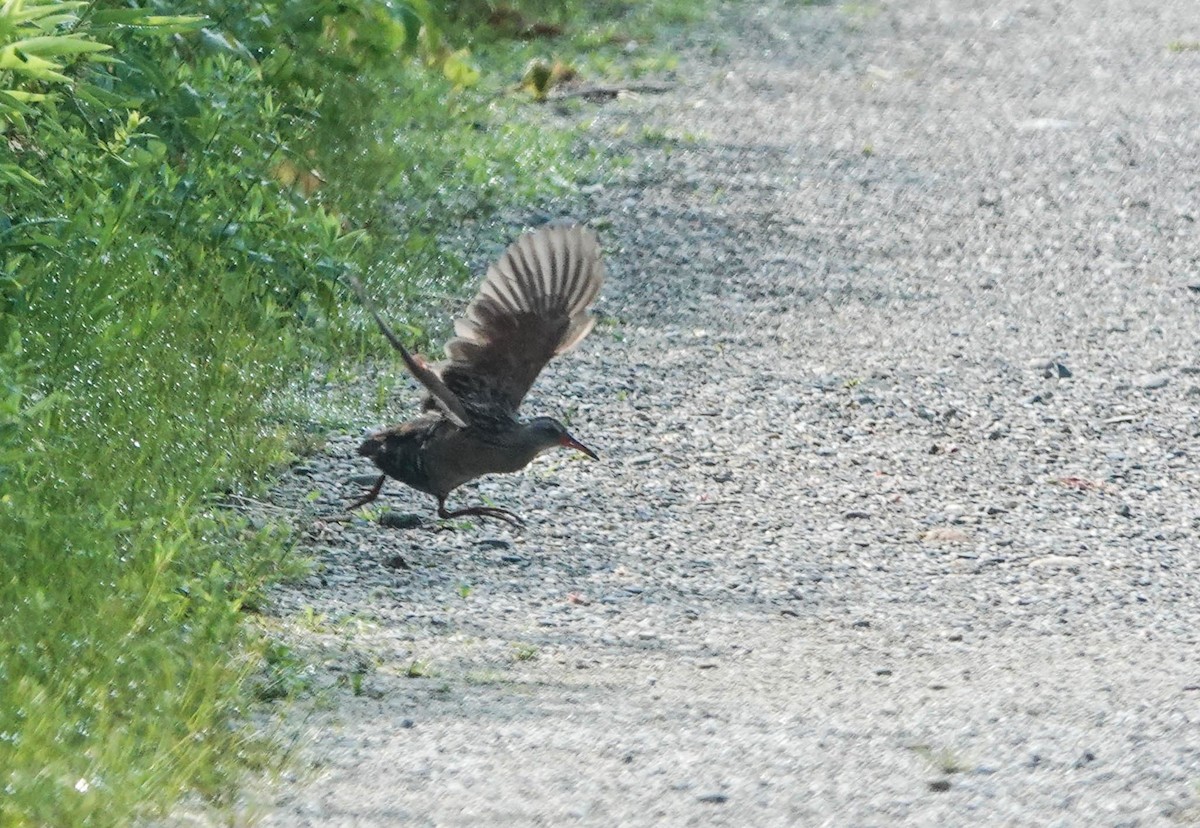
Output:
[
  {"xmin": 357, "ymin": 432, "xmax": 384, "ymax": 458},
  {"xmin": 342, "ymin": 273, "xmax": 471, "ymax": 428}
]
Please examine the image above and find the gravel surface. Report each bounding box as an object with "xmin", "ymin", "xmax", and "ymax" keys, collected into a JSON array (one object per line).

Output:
[{"xmin": 251, "ymin": 1, "xmax": 1200, "ymax": 824}]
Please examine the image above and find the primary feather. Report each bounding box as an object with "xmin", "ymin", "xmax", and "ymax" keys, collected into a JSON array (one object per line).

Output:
[{"xmin": 425, "ymin": 223, "xmax": 605, "ymax": 420}]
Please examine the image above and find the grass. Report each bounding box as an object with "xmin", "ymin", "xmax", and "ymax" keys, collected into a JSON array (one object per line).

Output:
[
  {"xmin": 0, "ymin": 0, "xmax": 708, "ymax": 823},
  {"xmin": 405, "ymin": 660, "xmax": 434, "ymax": 679},
  {"xmin": 513, "ymin": 642, "xmax": 541, "ymax": 662},
  {"xmin": 909, "ymin": 743, "xmax": 970, "ymax": 775}
]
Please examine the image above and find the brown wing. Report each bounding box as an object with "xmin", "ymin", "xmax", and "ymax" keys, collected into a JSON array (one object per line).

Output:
[{"xmin": 426, "ymin": 223, "xmax": 605, "ymax": 419}]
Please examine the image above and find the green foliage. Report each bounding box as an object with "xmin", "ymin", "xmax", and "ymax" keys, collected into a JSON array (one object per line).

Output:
[
  {"xmin": 0, "ymin": 0, "xmax": 693, "ymax": 821},
  {"xmin": 0, "ymin": 0, "xmax": 599, "ymax": 824}
]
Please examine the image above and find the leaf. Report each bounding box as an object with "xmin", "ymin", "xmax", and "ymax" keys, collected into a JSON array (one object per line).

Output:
[
  {"xmin": 0, "ymin": 48, "xmax": 70, "ymax": 82},
  {"xmin": 0, "ymin": 163, "xmax": 44, "ymax": 189},
  {"xmin": 395, "ymin": 4, "xmax": 423, "ymax": 54},
  {"xmin": 6, "ymin": 2, "xmax": 87, "ymax": 26},
  {"xmin": 2, "ymin": 36, "xmax": 111, "ymax": 58},
  {"xmin": 198, "ymin": 28, "xmax": 257, "ymax": 65},
  {"xmin": 0, "ymin": 89, "xmax": 49, "ymax": 103},
  {"xmin": 89, "ymin": 10, "xmax": 207, "ymax": 32},
  {"xmin": 441, "ymin": 49, "xmax": 479, "ymax": 88}
]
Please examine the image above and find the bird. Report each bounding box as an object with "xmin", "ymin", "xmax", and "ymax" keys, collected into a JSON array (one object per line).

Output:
[{"xmin": 344, "ymin": 222, "xmax": 605, "ymax": 527}]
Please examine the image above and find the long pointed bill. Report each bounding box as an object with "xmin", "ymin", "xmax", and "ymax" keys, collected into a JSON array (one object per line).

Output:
[{"xmin": 560, "ymin": 433, "xmax": 599, "ymax": 460}]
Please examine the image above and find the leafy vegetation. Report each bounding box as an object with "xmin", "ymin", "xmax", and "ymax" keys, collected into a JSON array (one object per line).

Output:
[{"xmin": 0, "ymin": 0, "xmax": 701, "ymax": 823}]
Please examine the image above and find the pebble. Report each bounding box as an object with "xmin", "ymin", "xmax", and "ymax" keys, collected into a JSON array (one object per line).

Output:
[
  {"xmin": 1028, "ymin": 555, "xmax": 1082, "ymax": 569},
  {"xmin": 1135, "ymin": 374, "xmax": 1170, "ymax": 390},
  {"xmin": 379, "ymin": 511, "xmax": 422, "ymax": 529}
]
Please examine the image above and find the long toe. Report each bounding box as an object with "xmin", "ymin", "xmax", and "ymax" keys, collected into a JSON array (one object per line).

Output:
[
  {"xmin": 439, "ymin": 503, "xmax": 525, "ymax": 528},
  {"xmin": 346, "ymin": 474, "xmax": 386, "ymax": 511}
]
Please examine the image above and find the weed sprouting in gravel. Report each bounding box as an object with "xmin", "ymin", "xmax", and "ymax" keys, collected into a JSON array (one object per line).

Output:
[{"xmin": 513, "ymin": 643, "xmax": 541, "ymax": 662}]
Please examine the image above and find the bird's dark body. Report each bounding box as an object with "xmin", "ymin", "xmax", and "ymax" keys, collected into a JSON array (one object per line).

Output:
[
  {"xmin": 358, "ymin": 414, "xmax": 541, "ymax": 500},
  {"xmin": 344, "ymin": 222, "xmax": 606, "ymax": 526}
]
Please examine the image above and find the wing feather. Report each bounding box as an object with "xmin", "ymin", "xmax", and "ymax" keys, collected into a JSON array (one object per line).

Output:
[{"xmin": 426, "ymin": 223, "xmax": 605, "ymax": 419}]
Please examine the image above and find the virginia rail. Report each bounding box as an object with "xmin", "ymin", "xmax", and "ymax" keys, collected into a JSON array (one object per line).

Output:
[{"xmin": 346, "ymin": 222, "xmax": 605, "ymax": 527}]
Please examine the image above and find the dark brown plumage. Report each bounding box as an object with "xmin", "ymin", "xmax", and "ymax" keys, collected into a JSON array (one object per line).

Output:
[{"xmin": 346, "ymin": 223, "xmax": 605, "ymax": 526}]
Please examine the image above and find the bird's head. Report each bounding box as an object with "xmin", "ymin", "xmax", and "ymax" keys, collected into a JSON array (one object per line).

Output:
[{"xmin": 525, "ymin": 416, "xmax": 599, "ymax": 460}]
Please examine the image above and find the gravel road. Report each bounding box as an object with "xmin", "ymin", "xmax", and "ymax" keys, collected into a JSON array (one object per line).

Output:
[{"xmin": 253, "ymin": 1, "xmax": 1200, "ymax": 824}]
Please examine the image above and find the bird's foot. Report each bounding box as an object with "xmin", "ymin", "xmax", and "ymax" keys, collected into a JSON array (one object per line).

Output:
[
  {"xmin": 346, "ymin": 474, "xmax": 386, "ymax": 511},
  {"xmin": 437, "ymin": 503, "xmax": 525, "ymax": 529}
]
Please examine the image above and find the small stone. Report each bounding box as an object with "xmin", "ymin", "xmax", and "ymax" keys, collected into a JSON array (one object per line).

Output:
[
  {"xmin": 629, "ymin": 453, "xmax": 657, "ymax": 466},
  {"xmin": 920, "ymin": 527, "xmax": 971, "ymax": 544},
  {"xmin": 875, "ymin": 668, "xmax": 893, "ymax": 676},
  {"xmin": 1027, "ymin": 554, "xmax": 1084, "ymax": 566},
  {"xmin": 383, "ymin": 554, "xmax": 409, "ymax": 570},
  {"xmin": 928, "ymin": 779, "xmax": 952, "ymax": 792},
  {"xmin": 697, "ymin": 792, "xmax": 729, "ymax": 804},
  {"xmin": 478, "ymin": 538, "xmax": 511, "ymax": 550},
  {"xmin": 712, "ymin": 470, "xmax": 734, "ymax": 483},
  {"xmin": 843, "ymin": 510, "xmax": 871, "ymax": 520},
  {"xmin": 1116, "ymin": 503, "xmax": 1132, "ymax": 518},
  {"xmin": 1051, "ymin": 362, "xmax": 1072, "ymax": 378},
  {"xmin": 1028, "ymin": 357, "xmax": 1055, "ymax": 371},
  {"xmin": 1135, "ymin": 373, "xmax": 1170, "ymax": 390},
  {"xmin": 380, "ymin": 511, "xmax": 422, "ymax": 529},
  {"xmin": 851, "ymin": 619, "xmax": 871, "ymax": 628},
  {"xmin": 1015, "ymin": 117, "xmax": 1077, "ymax": 130},
  {"xmin": 400, "ymin": 718, "xmax": 415, "ymax": 729},
  {"xmin": 292, "ymin": 465, "xmax": 315, "ymax": 476}
]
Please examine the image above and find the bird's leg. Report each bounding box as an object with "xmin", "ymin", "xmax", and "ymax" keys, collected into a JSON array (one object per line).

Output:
[
  {"xmin": 437, "ymin": 496, "xmax": 525, "ymax": 528},
  {"xmin": 347, "ymin": 474, "xmax": 386, "ymax": 510}
]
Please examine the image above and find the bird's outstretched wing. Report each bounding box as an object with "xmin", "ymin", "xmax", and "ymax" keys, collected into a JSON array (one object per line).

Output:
[{"xmin": 428, "ymin": 223, "xmax": 605, "ymax": 420}]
